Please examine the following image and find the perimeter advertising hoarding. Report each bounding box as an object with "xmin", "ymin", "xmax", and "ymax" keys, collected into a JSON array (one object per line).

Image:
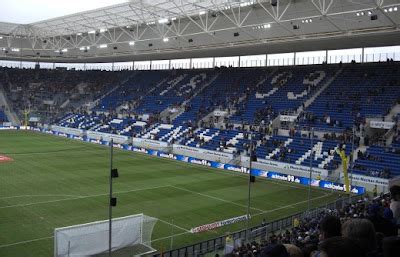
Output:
[{"xmin": 21, "ymin": 127, "xmax": 366, "ymax": 195}]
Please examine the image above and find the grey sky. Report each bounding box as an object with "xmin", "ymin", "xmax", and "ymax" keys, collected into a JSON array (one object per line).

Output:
[{"xmin": 0, "ymin": 0, "xmax": 128, "ymax": 24}]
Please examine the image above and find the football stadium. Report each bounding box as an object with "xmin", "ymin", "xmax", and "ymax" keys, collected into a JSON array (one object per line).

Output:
[{"xmin": 0, "ymin": 1, "xmax": 400, "ymax": 257}]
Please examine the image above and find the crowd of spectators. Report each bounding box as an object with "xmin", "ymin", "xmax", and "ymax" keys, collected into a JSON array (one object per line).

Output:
[
  {"xmin": 227, "ymin": 185, "xmax": 400, "ymax": 257},
  {"xmin": 0, "ymin": 67, "xmax": 130, "ymax": 123}
]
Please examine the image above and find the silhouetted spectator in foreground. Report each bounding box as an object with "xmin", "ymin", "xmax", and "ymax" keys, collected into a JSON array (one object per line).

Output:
[{"xmin": 319, "ymin": 237, "xmax": 365, "ymax": 257}]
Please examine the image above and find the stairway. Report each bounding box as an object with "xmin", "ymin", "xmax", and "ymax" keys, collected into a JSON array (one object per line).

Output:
[{"xmin": 385, "ymin": 104, "xmax": 400, "ymax": 121}]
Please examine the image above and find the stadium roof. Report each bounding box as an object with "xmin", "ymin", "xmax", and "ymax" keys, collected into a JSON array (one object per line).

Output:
[{"xmin": 0, "ymin": 0, "xmax": 399, "ymax": 62}]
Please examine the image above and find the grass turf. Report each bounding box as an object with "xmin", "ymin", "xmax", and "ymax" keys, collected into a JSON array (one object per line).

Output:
[{"xmin": 0, "ymin": 130, "xmax": 341, "ymax": 257}]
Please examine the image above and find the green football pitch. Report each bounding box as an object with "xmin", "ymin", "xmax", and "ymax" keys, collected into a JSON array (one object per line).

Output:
[{"xmin": 0, "ymin": 130, "xmax": 341, "ymax": 257}]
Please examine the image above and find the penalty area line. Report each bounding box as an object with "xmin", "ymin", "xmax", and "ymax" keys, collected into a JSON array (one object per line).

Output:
[
  {"xmin": 0, "ymin": 236, "xmax": 53, "ymax": 249},
  {"xmin": 169, "ymin": 185, "xmax": 269, "ymax": 213},
  {"xmin": 253, "ymin": 192, "xmax": 333, "ymax": 217}
]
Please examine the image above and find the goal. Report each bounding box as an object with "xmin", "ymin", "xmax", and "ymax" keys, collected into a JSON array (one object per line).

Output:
[{"xmin": 54, "ymin": 214, "xmax": 157, "ymax": 257}]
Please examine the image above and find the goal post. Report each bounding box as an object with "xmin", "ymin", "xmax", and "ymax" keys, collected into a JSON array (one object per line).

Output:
[{"xmin": 54, "ymin": 214, "xmax": 157, "ymax": 257}]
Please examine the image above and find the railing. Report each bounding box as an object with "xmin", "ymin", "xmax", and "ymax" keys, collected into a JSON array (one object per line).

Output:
[{"xmin": 152, "ymin": 194, "xmax": 364, "ymax": 257}]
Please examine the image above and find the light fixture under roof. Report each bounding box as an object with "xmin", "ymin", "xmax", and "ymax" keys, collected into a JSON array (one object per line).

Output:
[
  {"xmin": 158, "ymin": 18, "xmax": 169, "ymax": 24},
  {"xmin": 62, "ymin": 48, "xmax": 68, "ymax": 52},
  {"xmin": 79, "ymin": 46, "xmax": 90, "ymax": 51},
  {"xmin": 99, "ymin": 28, "xmax": 107, "ymax": 33},
  {"xmin": 199, "ymin": 10, "xmax": 206, "ymax": 15},
  {"xmin": 129, "ymin": 41, "xmax": 135, "ymax": 46},
  {"xmin": 77, "ymin": 32, "xmax": 82, "ymax": 36},
  {"xmin": 11, "ymin": 48, "xmax": 20, "ymax": 52},
  {"xmin": 301, "ymin": 19, "xmax": 312, "ymax": 23},
  {"xmin": 163, "ymin": 38, "xmax": 169, "ymax": 42},
  {"xmin": 384, "ymin": 6, "xmax": 398, "ymax": 12},
  {"xmin": 88, "ymin": 30, "xmax": 96, "ymax": 34},
  {"xmin": 98, "ymin": 44, "xmax": 108, "ymax": 48}
]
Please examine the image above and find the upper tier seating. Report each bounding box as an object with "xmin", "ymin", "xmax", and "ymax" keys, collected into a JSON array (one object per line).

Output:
[
  {"xmin": 0, "ymin": 67, "xmax": 130, "ymax": 123},
  {"xmin": 97, "ymin": 70, "xmax": 168, "ymax": 111},
  {"xmin": 300, "ymin": 63, "xmax": 400, "ymax": 131},
  {"xmin": 173, "ymin": 67, "xmax": 266, "ymax": 126},
  {"xmin": 230, "ymin": 65, "xmax": 336, "ymax": 125},
  {"xmin": 135, "ymin": 70, "xmax": 212, "ymax": 115}
]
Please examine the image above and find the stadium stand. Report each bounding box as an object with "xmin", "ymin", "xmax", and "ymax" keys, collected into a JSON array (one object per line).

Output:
[
  {"xmin": 40, "ymin": 61, "xmax": 399, "ymax": 179},
  {"xmin": 58, "ymin": 112, "xmax": 148, "ymax": 137},
  {"xmin": 300, "ymin": 63, "xmax": 400, "ymax": 131},
  {"xmin": 230, "ymin": 65, "xmax": 337, "ymax": 125},
  {"xmin": 2, "ymin": 1, "xmax": 400, "ymax": 257},
  {"xmin": 96, "ymin": 70, "xmax": 168, "ymax": 112},
  {"xmin": 0, "ymin": 67, "xmax": 131, "ymax": 123}
]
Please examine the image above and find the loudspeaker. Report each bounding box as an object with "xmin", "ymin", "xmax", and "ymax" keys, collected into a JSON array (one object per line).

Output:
[
  {"xmin": 271, "ymin": 0, "xmax": 278, "ymax": 6},
  {"xmin": 111, "ymin": 168, "xmax": 119, "ymax": 178},
  {"xmin": 113, "ymin": 46, "xmax": 118, "ymax": 50},
  {"xmin": 234, "ymin": 32, "xmax": 240, "ymax": 37},
  {"xmin": 251, "ymin": 154, "xmax": 258, "ymax": 162},
  {"xmin": 370, "ymin": 14, "xmax": 378, "ymax": 20},
  {"xmin": 110, "ymin": 197, "xmax": 117, "ymax": 207},
  {"xmin": 250, "ymin": 176, "xmax": 256, "ymax": 183},
  {"xmin": 148, "ymin": 43, "xmax": 153, "ymax": 47},
  {"xmin": 188, "ymin": 39, "xmax": 193, "ymax": 43},
  {"xmin": 293, "ymin": 25, "xmax": 300, "ymax": 30}
]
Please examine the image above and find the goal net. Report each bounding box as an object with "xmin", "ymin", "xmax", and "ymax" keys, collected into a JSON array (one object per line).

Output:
[{"xmin": 54, "ymin": 214, "xmax": 157, "ymax": 257}]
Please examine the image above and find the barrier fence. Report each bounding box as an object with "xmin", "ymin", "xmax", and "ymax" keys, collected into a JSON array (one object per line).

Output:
[{"xmin": 152, "ymin": 194, "xmax": 364, "ymax": 257}]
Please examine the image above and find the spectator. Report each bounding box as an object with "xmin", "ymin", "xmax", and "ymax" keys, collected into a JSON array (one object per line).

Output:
[
  {"xmin": 261, "ymin": 244, "xmax": 289, "ymax": 257},
  {"xmin": 389, "ymin": 185, "xmax": 400, "ymax": 225},
  {"xmin": 318, "ymin": 237, "xmax": 365, "ymax": 257},
  {"xmin": 319, "ymin": 216, "xmax": 341, "ymax": 241},
  {"xmin": 341, "ymin": 219, "xmax": 377, "ymax": 256}
]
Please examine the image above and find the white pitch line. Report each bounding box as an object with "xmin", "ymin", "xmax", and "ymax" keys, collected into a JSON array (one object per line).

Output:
[
  {"xmin": 170, "ymin": 185, "xmax": 268, "ymax": 213},
  {"xmin": 0, "ymin": 185, "xmax": 170, "ymax": 209},
  {"xmin": 157, "ymin": 218, "xmax": 191, "ymax": 233},
  {"xmin": 0, "ymin": 194, "xmax": 81, "ymax": 200},
  {"xmin": 0, "ymin": 193, "xmax": 334, "ymax": 249},
  {"xmin": 146, "ymin": 231, "xmax": 190, "ymax": 244},
  {"xmin": 0, "ymin": 236, "xmax": 53, "ymax": 248},
  {"xmin": 253, "ymin": 193, "xmax": 332, "ymax": 217}
]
